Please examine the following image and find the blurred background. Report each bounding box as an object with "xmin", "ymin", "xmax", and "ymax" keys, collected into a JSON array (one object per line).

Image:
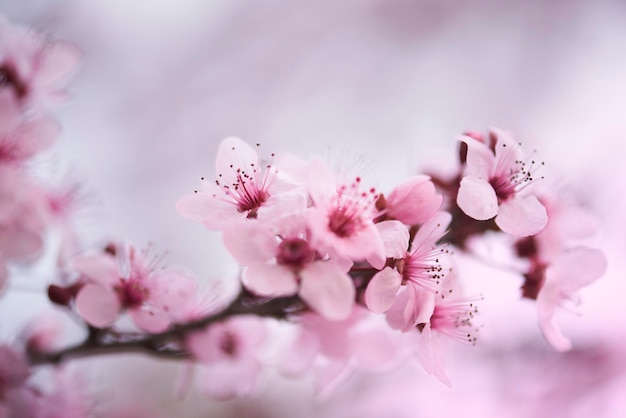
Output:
[{"xmin": 1, "ymin": 0, "xmax": 625, "ymax": 416}]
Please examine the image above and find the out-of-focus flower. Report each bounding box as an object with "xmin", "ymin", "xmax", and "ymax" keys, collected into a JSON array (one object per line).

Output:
[
  {"xmin": 456, "ymin": 128, "xmax": 547, "ymax": 236},
  {"xmin": 72, "ymin": 243, "xmax": 198, "ymax": 332},
  {"xmin": 0, "ymin": 14, "xmax": 80, "ymax": 112},
  {"xmin": 187, "ymin": 315, "xmax": 266, "ymax": 400},
  {"xmin": 536, "ymin": 247, "xmax": 607, "ymax": 351}
]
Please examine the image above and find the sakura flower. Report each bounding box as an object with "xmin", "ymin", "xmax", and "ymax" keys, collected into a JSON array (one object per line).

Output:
[
  {"xmin": 307, "ymin": 158, "xmax": 388, "ymax": 269},
  {"xmin": 0, "ymin": 114, "xmax": 60, "ymax": 165},
  {"xmin": 224, "ymin": 212, "xmax": 355, "ymax": 320},
  {"xmin": 186, "ymin": 315, "xmax": 266, "ymax": 400},
  {"xmin": 277, "ymin": 307, "xmax": 399, "ymax": 395},
  {"xmin": 0, "ymin": 15, "xmax": 80, "ymax": 111},
  {"xmin": 536, "ymin": 247, "xmax": 606, "ymax": 351},
  {"xmin": 72, "ymin": 243, "xmax": 197, "ymax": 332},
  {"xmin": 177, "ymin": 137, "xmax": 302, "ymax": 230},
  {"xmin": 365, "ymin": 212, "xmax": 452, "ymax": 317},
  {"xmin": 456, "ymin": 128, "xmax": 548, "ymax": 236},
  {"xmin": 382, "ymin": 175, "xmax": 442, "ymax": 225}
]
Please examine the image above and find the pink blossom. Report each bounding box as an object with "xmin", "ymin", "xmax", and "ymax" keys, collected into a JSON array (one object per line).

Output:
[
  {"xmin": 384, "ymin": 175, "xmax": 442, "ymax": 225},
  {"xmin": 306, "ymin": 158, "xmax": 387, "ymax": 268},
  {"xmin": 72, "ymin": 243, "xmax": 197, "ymax": 332},
  {"xmin": 0, "ymin": 114, "xmax": 60, "ymax": 165},
  {"xmin": 365, "ymin": 212, "xmax": 452, "ymax": 316},
  {"xmin": 0, "ymin": 15, "xmax": 80, "ymax": 111},
  {"xmin": 224, "ymin": 212, "xmax": 355, "ymax": 320},
  {"xmin": 536, "ymin": 247, "xmax": 607, "ymax": 351},
  {"xmin": 277, "ymin": 308, "xmax": 399, "ymax": 394},
  {"xmin": 176, "ymin": 137, "xmax": 302, "ymax": 230},
  {"xmin": 456, "ymin": 128, "xmax": 548, "ymax": 236},
  {"xmin": 186, "ymin": 315, "xmax": 266, "ymax": 400}
]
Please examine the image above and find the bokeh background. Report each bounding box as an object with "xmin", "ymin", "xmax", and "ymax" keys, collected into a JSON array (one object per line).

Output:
[{"xmin": 1, "ymin": 1, "xmax": 626, "ymax": 417}]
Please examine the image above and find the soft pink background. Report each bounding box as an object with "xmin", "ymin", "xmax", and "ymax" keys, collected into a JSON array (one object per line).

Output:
[{"xmin": 1, "ymin": 1, "xmax": 625, "ymax": 416}]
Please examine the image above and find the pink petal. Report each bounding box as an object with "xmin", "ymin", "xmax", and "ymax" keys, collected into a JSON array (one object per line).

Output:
[
  {"xmin": 277, "ymin": 329, "xmax": 320, "ymax": 377},
  {"xmin": 351, "ymin": 328, "xmax": 398, "ymax": 373},
  {"xmin": 299, "ymin": 261, "xmax": 355, "ymax": 320},
  {"xmin": 214, "ymin": 137, "xmax": 258, "ymax": 186},
  {"xmin": 0, "ymin": 259, "xmax": 7, "ymax": 296},
  {"xmin": 536, "ymin": 281, "xmax": 572, "ymax": 352},
  {"xmin": 70, "ymin": 254, "xmax": 118, "ymax": 286},
  {"xmin": 36, "ymin": 41, "xmax": 81, "ymax": 87},
  {"xmin": 386, "ymin": 176, "xmax": 442, "ymax": 225},
  {"xmin": 75, "ymin": 284, "xmax": 120, "ymax": 328},
  {"xmin": 376, "ymin": 220, "xmax": 409, "ymax": 259},
  {"xmin": 364, "ymin": 267, "xmax": 402, "ymax": 314},
  {"xmin": 227, "ymin": 315, "xmax": 267, "ymax": 352},
  {"xmin": 459, "ymin": 135, "xmax": 494, "ymax": 179},
  {"xmin": 548, "ymin": 247, "xmax": 607, "ymax": 292},
  {"xmin": 411, "ymin": 211, "xmax": 452, "ymax": 250},
  {"xmin": 417, "ymin": 325, "xmax": 452, "ymax": 387},
  {"xmin": 222, "ymin": 223, "xmax": 276, "ymax": 266},
  {"xmin": 129, "ymin": 307, "xmax": 170, "ymax": 333},
  {"xmin": 495, "ymin": 195, "xmax": 547, "ymax": 236},
  {"xmin": 243, "ymin": 263, "xmax": 298, "ymax": 297},
  {"xmin": 0, "ymin": 226, "xmax": 43, "ymax": 259},
  {"xmin": 11, "ymin": 115, "xmax": 61, "ymax": 158},
  {"xmin": 175, "ymin": 189, "xmax": 243, "ymax": 230},
  {"xmin": 307, "ymin": 157, "xmax": 336, "ymax": 207},
  {"xmin": 197, "ymin": 358, "xmax": 261, "ymax": 400},
  {"xmin": 150, "ymin": 271, "xmax": 198, "ymax": 314},
  {"xmin": 457, "ymin": 177, "xmax": 498, "ymax": 220},
  {"xmin": 491, "ymin": 128, "xmax": 524, "ymax": 176}
]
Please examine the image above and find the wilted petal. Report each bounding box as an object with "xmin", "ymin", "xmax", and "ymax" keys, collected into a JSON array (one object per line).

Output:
[
  {"xmin": 496, "ymin": 195, "xmax": 547, "ymax": 236},
  {"xmin": 364, "ymin": 267, "xmax": 402, "ymax": 314},
  {"xmin": 457, "ymin": 177, "xmax": 498, "ymax": 221},
  {"xmin": 299, "ymin": 261, "xmax": 355, "ymax": 320}
]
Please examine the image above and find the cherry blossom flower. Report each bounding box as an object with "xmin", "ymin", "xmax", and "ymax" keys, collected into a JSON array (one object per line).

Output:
[
  {"xmin": 306, "ymin": 158, "xmax": 388, "ymax": 269},
  {"xmin": 456, "ymin": 128, "xmax": 548, "ymax": 236},
  {"xmin": 177, "ymin": 137, "xmax": 302, "ymax": 230},
  {"xmin": 186, "ymin": 315, "xmax": 266, "ymax": 400},
  {"xmin": 0, "ymin": 15, "xmax": 80, "ymax": 112},
  {"xmin": 277, "ymin": 308, "xmax": 400, "ymax": 395},
  {"xmin": 536, "ymin": 247, "xmax": 606, "ymax": 351},
  {"xmin": 223, "ymin": 212, "xmax": 355, "ymax": 320},
  {"xmin": 365, "ymin": 212, "xmax": 452, "ymax": 316},
  {"xmin": 0, "ymin": 114, "xmax": 60, "ymax": 165},
  {"xmin": 72, "ymin": 243, "xmax": 197, "ymax": 332}
]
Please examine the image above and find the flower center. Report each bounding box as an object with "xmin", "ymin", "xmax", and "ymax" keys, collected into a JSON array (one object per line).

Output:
[
  {"xmin": 428, "ymin": 296, "xmax": 481, "ymax": 345},
  {"xmin": 276, "ymin": 237, "xmax": 315, "ymax": 270},
  {"xmin": 219, "ymin": 331, "xmax": 238, "ymax": 357},
  {"xmin": 115, "ymin": 279, "xmax": 149, "ymax": 309},
  {"xmin": 0, "ymin": 64, "xmax": 28, "ymax": 100},
  {"xmin": 327, "ymin": 177, "xmax": 378, "ymax": 238}
]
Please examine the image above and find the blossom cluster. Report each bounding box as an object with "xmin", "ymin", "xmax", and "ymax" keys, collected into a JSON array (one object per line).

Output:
[{"xmin": 0, "ymin": 14, "xmax": 608, "ymax": 415}]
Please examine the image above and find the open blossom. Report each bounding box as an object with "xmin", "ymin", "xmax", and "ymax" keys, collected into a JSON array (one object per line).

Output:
[
  {"xmin": 307, "ymin": 158, "xmax": 388, "ymax": 269},
  {"xmin": 224, "ymin": 212, "xmax": 355, "ymax": 320},
  {"xmin": 0, "ymin": 15, "xmax": 80, "ymax": 112},
  {"xmin": 176, "ymin": 137, "xmax": 302, "ymax": 230},
  {"xmin": 536, "ymin": 247, "xmax": 606, "ymax": 351},
  {"xmin": 186, "ymin": 316, "xmax": 266, "ymax": 400},
  {"xmin": 365, "ymin": 212, "xmax": 452, "ymax": 317},
  {"xmin": 0, "ymin": 113, "xmax": 60, "ymax": 165},
  {"xmin": 71, "ymin": 243, "xmax": 197, "ymax": 332},
  {"xmin": 277, "ymin": 308, "xmax": 400, "ymax": 395},
  {"xmin": 456, "ymin": 128, "xmax": 548, "ymax": 236}
]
